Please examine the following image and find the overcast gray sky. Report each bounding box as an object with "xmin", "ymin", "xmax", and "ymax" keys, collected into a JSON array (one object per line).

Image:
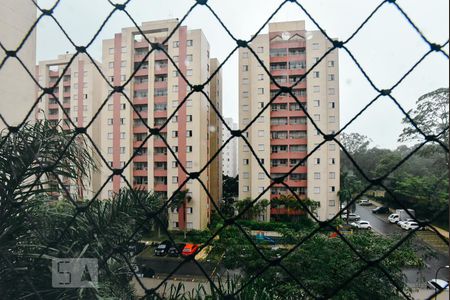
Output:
[{"xmin": 36, "ymin": 0, "xmax": 449, "ymax": 149}]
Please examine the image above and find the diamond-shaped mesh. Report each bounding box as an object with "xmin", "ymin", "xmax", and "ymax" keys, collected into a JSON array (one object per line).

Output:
[{"xmin": 0, "ymin": 0, "xmax": 448, "ymax": 299}]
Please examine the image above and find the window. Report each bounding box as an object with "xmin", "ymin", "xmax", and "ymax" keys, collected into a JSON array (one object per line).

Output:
[
  {"xmin": 329, "ymin": 143, "xmax": 336, "ymax": 151},
  {"xmin": 242, "ymin": 52, "xmax": 248, "ymax": 58},
  {"xmin": 313, "ymin": 114, "xmax": 320, "ymax": 121},
  {"xmin": 187, "ymin": 115, "xmax": 192, "ymax": 122},
  {"xmin": 257, "ymin": 46, "xmax": 264, "ymax": 53},
  {"xmin": 242, "ymin": 104, "xmax": 249, "ymax": 111},
  {"xmin": 243, "ymin": 186, "xmax": 249, "ymax": 192},
  {"xmin": 243, "ymin": 65, "xmax": 249, "ymax": 71},
  {"xmin": 329, "ymin": 158, "xmax": 336, "ymax": 165},
  {"xmin": 313, "ymin": 71, "xmax": 320, "ymax": 78},
  {"xmin": 313, "ymin": 85, "xmax": 320, "ymax": 92},
  {"xmin": 186, "ymin": 146, "xmax": 193, "ymax": 152},
  {"xmin": 186, "ymin": 55, "xmax": 193, "ymax": 62},
  {"xmin": 186, "ymin": 222, "xmax": 193, "ymax": 229},
  {"xmin": 258, "ymin": 130, "xmax": 264, "ymax": 137},
  {"xmin": 173, "ymin": 70, "xmax": 179, "ymax": 77},
  {"xmin": 314, "ymin": 172, "xmax": 321, "ymax": 179},
  {"xmin": 172, "ymin": 146, "xmax": 178, "ymax": 153},
  {"xmin": 258, "ymin": 102, "xmax": 264, "ymax": 108},
  {"xmin": 328, "ymin": 61, "xmax": 335, "ymax": 67},
  {"xmin": 328, "ymin": 74, "xmax": 335, "ymax": 81},
  {"xmin": 243, "ymin": 172, "xmax": 249, "ymax": 179},
  {"xmin": 258, "ymin": 144, "xmax": 264, "ymax": 151},
  {"xmin": 330, "ymin": 186, "xmax": 336, "ymax": 192},
  {"xmin": 187, "ymin": 69, "xmax": 193, "ymax": 76},
  {"xmin": 108, "ymin": 48, "xmax": 114, "ymax": 54},
  {"xmin": 172, "ymin": 115, "xmax": 178, "ymax": 123},
  {"xmin": 120, "ymin": 132, "xmax": 126, "ymax": 139},
  {"xmin": 329, "ymin": 116, "xmax": 336, "ymax": 123},
  {"xmin": 242, "ymin": 78, "xmax": 249, "ymax": 85},
  {"xmin": 312, "ymin": 43, "xmax": 320, "ymax": 50},
  {"xmin": 107, "ymin": 118, "xmax": 113, "ymax": 125},
  {"xmin": 315, "ymin": 158, "xmax": 320, "ymax": 165},
  {"xmin": 258, "ymin": 74, "xmax": 264, "ymax": 81},
  {"xmin": 258, "ymin": 186, "xmax": 264, "ymax": 193},
  {"xmin": 329, "ymin": 101, "xmax": 335, "ymax": 109},
  {"xmin": 173, "ymin": 41, "xmax": 179, "ymax": 48},
  {"xmin": 173, "ymin": 55, "xmax": 179, "ymax": 63},
  {"xmin": 186, "ymin": 161, "xmax": 193, "ymax": 169},
  {"xmin": 329, "ymin": 172, "xmax": 336, "ymax": 179},
  {"xmin": 242, "ymin": 91, "xmax": 249, "ymax": 98},
  {"xmin": 187, "ymin": 40, "xmax": 193, "ymax": 47},
  {"xmin": 120, "ymin": 147, "xmax": 125, "ymax": 154},
  {"xmin": 243, "ymin": 145, "xmax": 249, "ymax": 152},
  {"xmin": 172, "ymin": 85, "xmax": 178, "ymax": 92},
  {"xmin": 172, "ymin": 100, "xmax": 178, "ymax": 108},
  {"xmin": 107, "ymin": 133, "xmax": 113, "ymax": 140},
  {"xmin": 172, "ymin": 131, "xmax": 178, "ymax": 138},
  {"xmin": 329, "ymin": 200, "xmax": 336, "ymax": 207},
  {"xmin": 313, "ymin": 187, "xmax": 320, "ymax": 194},
  {"xmin": 172, "ymin": 176, "xmax": 178, "ymax": 183},
  {"xmin": 108, "ymin": 104, "xmax": 113, "ymax": 111},
  {"xmin": 243, "ymin": 159, "xmax": 249, "ymax": 165},
  {"xmin": 328, "ymin": 88, "xmax": 336, "ymax": 95},
  {"xmin": 108, "ymin": 62, "xmax": 114, "ymax": 69},
  {"xmin": 258, "ymin": 116, "xmax": 264, "ymax": 123},
  {"xmin": 187, "ymin": 130, "xmax": 193, "ymax": 137},
  {"xmin": 172, "ymin": 161, "xmax": 178, "ymax": 168},
  {"xmin": 257, "ymin": 88, "xmax": 264, "ymax": 95},
  {"xmin": 186, "ymin": 207, "xmax": 193, "ymax": 214},
  {"xmin": 108, "ymin": 147, "xmax": 113, "ymax": 154},
  {"xmin": 258, "ymin": 172, "xmax": 265, "ymax": 180},
  {"xmin": 313, "ymin": 100, "xmax": 320, "ymax": 107},
  {"xmin": 186, "ymin": 99, "xmax": 193, "ymax": 107},
  {"xmin": 172, "ymin": 222, "xmax": 179, "ymax": 228}
]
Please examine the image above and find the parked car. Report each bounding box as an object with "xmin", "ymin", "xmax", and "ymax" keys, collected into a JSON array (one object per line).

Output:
[
  {"xmin": 154, "ymin": 240, "xmax": 172, "ymax": 256},
  {"xmin": 350, "ymin": 220, "xmax": 372, "ymax": 229},
  {"xmin": 388, "ymin": 213, "xmax": 399, "ymax": 223},
  {"xmin": 342, "ymin": 213, "xmax": 361, "ymax": 221},
  {"xmin": 181, "ymin": 243, "xmax": 199, "ymax": 257},
  {"xmin": 426, "ymin": 278, "xmax": 449, "ymax": 290},
  {"xmin": 401, "ymin": 221, "xmax": 423, "ymax": 231},
  {"xmin": 397, "ymin": 218, "xmax": 415, "ymax": 227},
  {"xmin": 358, "ymin": 199, "xmax": 371, "ymax": 206},
  {"xmin": 372, "ymin": 206, "xmax": 389, "ymax": 214},
  {"xmin": 168, "ymin": 243, "xmax": 186, "ymax": 257}
]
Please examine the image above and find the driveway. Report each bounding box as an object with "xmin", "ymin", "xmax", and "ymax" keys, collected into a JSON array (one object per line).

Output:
[{"xmin": 354, "ymin": 204, "xmax": 449, "ymax": 288}]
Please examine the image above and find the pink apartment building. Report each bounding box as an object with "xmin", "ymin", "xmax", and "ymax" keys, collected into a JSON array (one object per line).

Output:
[
  {"xmin": 238, "ymin": 21, "xmax": 340, "ymax": 221},
  {"xmin": 100, "ymin": 19, "xmax": 222, "ymax": 231}
]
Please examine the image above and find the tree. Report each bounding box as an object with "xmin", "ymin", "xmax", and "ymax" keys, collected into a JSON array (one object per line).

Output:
[
  {"xmin": 234, "ymin": 198, "xmax": 269, "ymax": 220},
  {"xmin": 171, "ymin": 188, "xmax": 192, "ymax": 238},
  {"xmin": 399, "ymin": 88, "xmax": 449, "ymax": 147},
  {"xmin": 222, "ymin": 174, "xmax": 238, "ymax": 200},
  {"xmin": 341, "ymin": 132, "xmax": 372, "ymax": 155}
]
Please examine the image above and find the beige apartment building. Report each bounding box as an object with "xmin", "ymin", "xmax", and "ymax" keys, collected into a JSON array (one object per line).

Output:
[
  {"xmin": 35, "ymin": 53, "xmax": 103, "ymax": 200},
  {"xmin": 222, "ymin": 117, "xmax": 238, "ymax": 178},
  {"xmin": 0, "ymin": 0, "xmax": 36, "ymax": 129},
  {"xmin": 100, "ymin": 19, "xmax": 222, "ymax": 230},
  {"xmin": 238, "ymin": 21, "xmax": 340, "ymax": 221}
]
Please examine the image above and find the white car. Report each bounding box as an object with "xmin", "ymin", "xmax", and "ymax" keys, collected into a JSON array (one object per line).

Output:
[
  {"xmin": 388, "ymin": 214, "xmax": 399, "ymax": 223},
  {"xmin": 397, "ymin": 219, "xmax": 415, "ymax": 227},
  {"xmin": 350, "ymin": 220, "xmax": 371, "ymax": 229},
  {"xmin": 342, "ymin": 213, "xmax": 361, "ymax": 221},
  {"xmin": 427, "ymin": 278, "xmax": 449, "ymax": 290},
  {"xmin": 358, "ymin": 199, "xmax": 371, "ymax": 206},
  {"xmin": 402, "ymin": 221, "xmax": 422, "ymax": 230}
]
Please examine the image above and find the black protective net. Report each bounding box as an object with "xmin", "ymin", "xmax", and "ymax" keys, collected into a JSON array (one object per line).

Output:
[{"xmin": 0, "ymin": 0, "xmax": 448, "ymax": 299}]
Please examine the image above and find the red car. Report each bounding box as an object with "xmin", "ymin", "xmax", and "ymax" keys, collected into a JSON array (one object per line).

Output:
[{"xmin": 181, "ymin": 243, "xmax": 199, "ymax": 257}]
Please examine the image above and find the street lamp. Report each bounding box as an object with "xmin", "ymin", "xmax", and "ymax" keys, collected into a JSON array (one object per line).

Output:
[{"xmin": 434, "ymin": 265, "xmax": 449, "ymax": 300}]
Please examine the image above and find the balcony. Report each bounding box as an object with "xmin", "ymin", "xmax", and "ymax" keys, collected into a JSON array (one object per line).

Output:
[
  {"xmin": 270, "ymin": 110, "xmax": 305, "ymax": 118},
  {"xmin": 153, "ymin": 139, "xmax": 166, "ymax": 148},
  {"xmin": 133, "ymin": 169, "xmax": 147, "ymax": 176},
  {"xmin": 153, "ymin": 154, "xmax": 167, "ymax": 162},
  {"xmin": 154, "ymin": 183, "xmax": 167, "ymax": 192},
  {"xmin": 133, "ymin": 98, "xmax": 148, "ymax": 105},
  {"xmin": 271, "ymin": 124, "xmax": 307, "ymax": 132},
  {"xmin": 133, "ymin": 155, "xmax": 148, "ymax": 162},
  {"xmin": 154, "ymin": 81, "xmax": 167, "ymax": 89},
  {"xmin": 133, "ymin": 125, "xmax": 148, "ymax": 133},
  {"xmin": 135, "ymin": 68, "xmax": 148, "ymax": 77},
  {"xmin": 133, "ymin": 111, "xmax": 148, "ymax": 119},
  {"xmin": 134, "ymin": 82, "xmax": 148, "ymax": 91},
  {"xmin": 270, "ymin": 138, "xmax": 307, "ymax": 146},
  {"xmin": 133, "ymin": 184, "xmax": 148, "ymax": 191},
  {"xmin": 154, "ymin": 110, "xmax": 167, "ymax": 119},
  {"xmin": 270, "ymin": 207, "xmax": 305, "ymax": 216},
  {"xmin": 154, "ymin": 66, "xmax": 168, "ymax": 75},
  {"xmin": 154, "ymin": 169, "xmax": 167, "ymax": 177},
  {"xmin": 271, "ymin": 165, "xmax": 307, "ymax": 174},
  {"xmin": 272, "ymin": 179, "xmax": 307, "ymax": 188}
]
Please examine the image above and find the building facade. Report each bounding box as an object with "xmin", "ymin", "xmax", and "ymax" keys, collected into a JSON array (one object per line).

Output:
[
  {"xmin": 0, "ymin": 0, "xmax": 36, "ymax": 129},
  {"xmin": 238, "ymin": 21, "xmax": 340, "ymax": 221},
  {"xmin": 35, "ymin": 53, "xmax": 103, "ymax": 200},
  {"xmin": 222, "ymin": 117, "xmax": 238, "ymax": 178},
  {"xmin": 100, "ymin": 19, "xmax": 222, "ymax": 230}
]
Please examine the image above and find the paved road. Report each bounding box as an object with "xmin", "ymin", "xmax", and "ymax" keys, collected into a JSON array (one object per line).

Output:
[{"xmin": 355, "ymin": 204, "xmax": 449, "ymax": 287}]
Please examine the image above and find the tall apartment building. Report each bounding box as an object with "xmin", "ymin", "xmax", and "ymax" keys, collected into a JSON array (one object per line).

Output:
[
  {"xmin": 222, "ymin": 117, "xmax": 238, "ymax": 178},
  {"xmin": 0, "ymin": 0, "xmax": 36, "ymax": 129},
  {"xmin": 35, "ymin": 53, "xmax": 103, "ymax": 200},
  {"xmin": 100, "ymin": 19, "xmax": 222, "ymax": 230},
  {"xmin": 238, "ymin": 21, "xmax": 340, "ymax": 221}
]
